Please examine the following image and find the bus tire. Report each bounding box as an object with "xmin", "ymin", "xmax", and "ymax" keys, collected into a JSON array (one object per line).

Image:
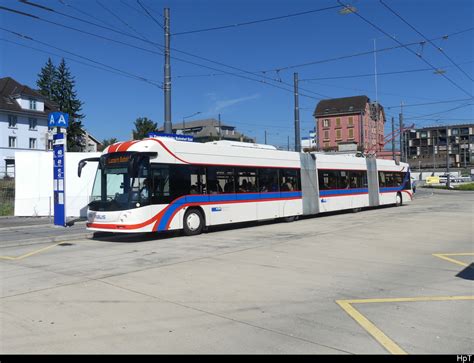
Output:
[
  {"xmin": 352, "ymin": 207, "xmax": 362, "ymax": 213},
  {"xmin": 183, "ymin": 208, "xmax": 204, "ymax": 236},
  {"xmin": 395, "ymin": 192, "xmax": 402, "ymax": 207},
  {"xmin": 283, "ymin": 215, "xmax": 298, "ymax": 223}
]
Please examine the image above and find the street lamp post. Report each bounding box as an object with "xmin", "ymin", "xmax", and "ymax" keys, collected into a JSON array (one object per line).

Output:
[{"xmin": 182, "ymin": 111, "xmax": 202, "ymax": 133}]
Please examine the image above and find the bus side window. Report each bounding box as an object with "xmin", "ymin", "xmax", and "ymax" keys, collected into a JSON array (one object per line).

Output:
[
  {"xmin": 236, "ymin": 168, "xmax": 257, "ymax": 192},
  {"xmin": 339, "ymin": 171, "xmax": 349, "ymax": 189},
  {"xmin": 318, "ymin": 170, "xmax": 338, "ymax": 190},
  {"xmin": 378, "ymin": 171, "xmax": 386, "ymax": 187},
  {"xmin": 190, "ymin": 167, "xmax": 206, "ymax": 194},
  {"xmin": 258, "ymin": 168, "xmax": 278, "ymax": 192},
  {"xmin": 280, "ymin": 169, "xmax": 299, "ymax": 191}
]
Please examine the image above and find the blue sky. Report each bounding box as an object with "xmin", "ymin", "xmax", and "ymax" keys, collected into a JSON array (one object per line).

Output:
[{"xmin": 1, "ymin": 0, "xmax": 472, "ymax": 148}]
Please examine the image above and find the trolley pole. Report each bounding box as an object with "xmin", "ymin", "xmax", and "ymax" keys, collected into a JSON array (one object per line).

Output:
[
  {"xmin": 163, "ymin": 8, "xmax": 172, "ymax": 134},
  {"xmin": 294, "ymin": 73, "xmax": 301, "ymax": 152}
]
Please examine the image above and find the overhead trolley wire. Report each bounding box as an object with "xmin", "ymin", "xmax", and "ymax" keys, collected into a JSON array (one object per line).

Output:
[
  {"xmin": 6, "ymin": 2, "xmax": 325, "ymax": 99},
  {"xmin": 336, "ymin": 0, "xmax": 472, "ymax": 97},
  {"xmin": 0, "ymin": 37, "xmax": 162, "ymax": 88},
  {"xmin": 96, "ymin": 0, "xmax": 150, "ymax": 40},
  {"xmin": 172, "ymin": 4, "xmax": 342, "ymax": 36},
  {"xmin": 136, "ymin": 0, "xmax": 164, "ymax": 29},
  {"xmin": 379, "ymin": 0, "xmax": 473, "ymax": 82}
]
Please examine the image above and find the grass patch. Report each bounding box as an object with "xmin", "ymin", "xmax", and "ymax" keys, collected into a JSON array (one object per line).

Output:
[
  {"xmin": 422, "ymin": 183, "xmax": 474, "ymax": 191},
  {"xmin": 0, "ymin": 202, "xmax": 14, "ymax": 216},
  {"xmin": 454, "ymin": 183, "xmax": 474, "ymax": 191}
]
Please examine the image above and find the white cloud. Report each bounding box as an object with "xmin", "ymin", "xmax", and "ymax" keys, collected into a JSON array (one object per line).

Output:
[{"xmin": 207, "ymin": 93, "xmax": 260, "ymax": 114}]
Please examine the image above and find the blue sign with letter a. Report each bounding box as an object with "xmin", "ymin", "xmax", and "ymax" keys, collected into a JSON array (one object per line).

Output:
[{"xmin": 49, "ymin": 112, "xmax": 69, "ymax": 128}]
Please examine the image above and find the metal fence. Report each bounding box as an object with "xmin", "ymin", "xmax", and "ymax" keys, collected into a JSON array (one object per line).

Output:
[{"xmin": 0, "ymin": 178, "xmax": 15, "ymax": 216}]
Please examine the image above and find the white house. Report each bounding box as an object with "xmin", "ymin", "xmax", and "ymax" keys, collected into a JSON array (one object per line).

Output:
[{"xmin": 0, "ymin": 77, "xmax": 57, "ymax": 177}]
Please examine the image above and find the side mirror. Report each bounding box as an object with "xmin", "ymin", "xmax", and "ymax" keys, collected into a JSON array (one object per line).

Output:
[
  {"xmin": 77, "ymin": 157, "xmax": 100, "ymax": 178},
  {"xmin": 78, "ymin": 160, "xmax": 87, "ymax": 178}
]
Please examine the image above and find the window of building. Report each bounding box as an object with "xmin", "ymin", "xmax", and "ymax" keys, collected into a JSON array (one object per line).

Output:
[
  {"xmin": 348, "ymin": 116, "xmax": 354, "ymax": 126},
  {"xmin": 336, "ymin": 118, "xmax": 341, "ymax": 128},
  {"xmin": 324, "ymin": 142, "xmax": 329, "ymax": 149},
  {"xmin": 8, "ymin": 136, "xmax": 16, "ymax": 148},
  {"xmin": 29, "ymin": 138, "xmax": 37, "ymax": 149},
  {"xmin": 8, "ymin": 115, "xmax": 17, "ymax": 128},
  {"xmin": 29, "ymin": 118, "xmax": 37, "ymax": 130},
  {"xmin": 451, "ymin": 128, "xmax": 459, "ymax": 136},
  {"xmin": 323, "ymin": 119, "xmax": 330, "ymax": 128},
  {"xmin": 336, "ymin": 129, "xmax": 342, "ymax": 140},
  {"xmin": 29, "ymin": 99, "xmax": 37, "ymax": 110},
  {"xmin": 324, "ymin": 130, "xmax": 329, "ymax": 140},
  {"xmin": 348, "ymin": 128, "xmax": 354, "ymax": 139}
]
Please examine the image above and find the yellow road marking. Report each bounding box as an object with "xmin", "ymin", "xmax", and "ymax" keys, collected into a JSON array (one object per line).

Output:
[
  {"xmin": 0, "ymin": 242, "xmax": 64, "ymax": 261},
  {"xmin": 336, "ymin": 295, "xmax": 474, "ymax": 355},
  {"xmin": 433, "ymin": 253, "xmax": 474, "ymax": 267}
]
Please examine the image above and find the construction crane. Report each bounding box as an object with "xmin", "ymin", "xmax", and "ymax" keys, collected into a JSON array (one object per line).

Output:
[{"xmin": 365, "ymin": 123, "xmax": 414, "ymax": 157}]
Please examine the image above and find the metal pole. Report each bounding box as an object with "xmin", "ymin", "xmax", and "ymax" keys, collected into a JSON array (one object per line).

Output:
[
  {"xmin": 287, "ymin": 135, "xmax": 290, "ymax": 151},
  {"xmin": 163, "ymin": 8, "xmax": 172, "ymax": 134},
  {"xmin": 391, "ymin": 116, "xmax": 395, "ymax": 160},
  {"xmin": 433, "ymin": 135, "xmax": 436, "ymax": 174},
  {"xmin": 446, "ymin": 126, "xmax": 450, "ymax": 188},
  {"xmin": 399, "ymin": 112, "xmax": 403, "ymax": 162},
  {"xmin": 294, "ymin": 73, "xmax": 301, "ymax": 152},
  {"xmin": 264, "ymin": 130, "xmax": 267, "ymax": 144}
]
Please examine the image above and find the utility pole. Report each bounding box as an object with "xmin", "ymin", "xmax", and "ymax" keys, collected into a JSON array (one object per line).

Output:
[
  {"xmin": 399, "ymin": 110, "xmax": 403, "ymax": 162},
  {"xmin": 294, "ymin": 73, "xmax": 301, "ymax": 152},
  {"xmin": 218, "ymin": 113, "xmax": 222, "ymax": 140},
  {"xmin": 264, "ymin": 130, "xmax": 267, "ymax": 144},
  {"xmin": 163, "ymin": 8, "xmax": 172, "ymax": 134},
  {"xmin": 432, "ymin": 134, "xmax": 436, "ymax": 174},
  {"xmin": 287, "ymin": 135, "xmax": 290, "ymax": 151},
  {"xmin": 446, "ymin": 125, "xmax": 450, "ymax": 189},
  {"xmin": 391, "ymin": 116, "xmax": 395, "ymax": 160}
]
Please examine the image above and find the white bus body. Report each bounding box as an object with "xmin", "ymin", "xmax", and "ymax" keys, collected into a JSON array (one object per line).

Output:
[{"xmin": 79, "ymin": 137, "xmax": 412, "ymax": 235}]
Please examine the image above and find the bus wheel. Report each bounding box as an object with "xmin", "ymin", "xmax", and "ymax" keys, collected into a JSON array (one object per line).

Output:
[
  {"xmin": 183, "ymin": 208, "xmax": 204, "ymax": 236},
  {"xmin": 352, "ymin": 207, "xmax": 362, "ymax": 213},
  {"xmin": 395, "ymin": 192, "xmax": 402, "ymax": 207}
]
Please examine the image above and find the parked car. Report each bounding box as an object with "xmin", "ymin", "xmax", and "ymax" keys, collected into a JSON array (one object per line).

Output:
[{"xmin": 439, "ymin": 174, "xmax": 464, "ymax": 183}]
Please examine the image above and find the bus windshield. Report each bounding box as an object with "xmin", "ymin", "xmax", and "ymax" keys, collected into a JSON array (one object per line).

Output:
[{"xmin": 89, "ymin": 152, "xmax": 150, "ymax": 211}]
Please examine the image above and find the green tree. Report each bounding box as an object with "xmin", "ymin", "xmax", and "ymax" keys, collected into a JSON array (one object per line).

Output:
[
  {"xmin": 132, "ymin": 117, "xmax": 157, "ymax": 140},
  {"xmin": 36, "ymin": 58, "xmax": 56, "ymax": 100},
  {"xmin": 53, "ymin": 59, "xmax": 85, "ymax": 151},
  {"xmin": 99, "ymin": 137, "xmax": 118, "ymax": 151}
]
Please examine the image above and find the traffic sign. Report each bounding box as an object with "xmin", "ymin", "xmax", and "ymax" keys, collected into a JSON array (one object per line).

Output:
[
  {"xmin": 49, "ymin": 112, "xmax": 69, "ymax": 128},
  {"xmin": 53, "ymin": 132, "xmax": 66, "ymax": 226}
]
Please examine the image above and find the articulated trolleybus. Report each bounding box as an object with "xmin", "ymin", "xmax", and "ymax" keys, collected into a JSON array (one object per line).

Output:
[{"xmin": 78, "ymin": 136, "xmax": 412, "ymax": 236}]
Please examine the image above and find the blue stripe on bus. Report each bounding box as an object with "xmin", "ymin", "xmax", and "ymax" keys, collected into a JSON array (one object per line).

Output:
[
  {"xmin": 156, "ymin": 191, "xmax": 302, "ymax": 231},
  {"xmin": 319, "ymin": 188, "xmax": 368, "ymax": 197}
]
